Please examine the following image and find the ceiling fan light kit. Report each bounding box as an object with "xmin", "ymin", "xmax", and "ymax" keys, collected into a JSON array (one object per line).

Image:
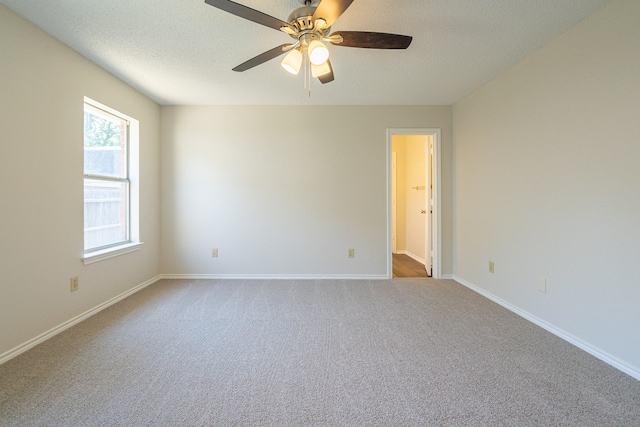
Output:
[
  {"xmin": 281, "ymin": 49, "xmax": 303, "ymax": 74},
  {"xmin": 204, "ymin": 0, "xmax": 412, "ymax": 92},
  {"xmin": 311, "ymin": 61, "xmax": 331, "ymax": 78},
  {"xmin": 308, "ymin": 40, "xmax": 330, "ymax": 65}
]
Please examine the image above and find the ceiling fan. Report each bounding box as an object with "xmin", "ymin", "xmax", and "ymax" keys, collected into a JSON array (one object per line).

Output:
[{"xmin": 204, "ymin": 0, "xmax": 412, "ymax": 85}]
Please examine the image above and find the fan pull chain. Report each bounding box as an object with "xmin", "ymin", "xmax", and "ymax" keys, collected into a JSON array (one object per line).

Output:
[{"xmin": 304, "ymin": 51, "xmax": 311, "ymax": 97}]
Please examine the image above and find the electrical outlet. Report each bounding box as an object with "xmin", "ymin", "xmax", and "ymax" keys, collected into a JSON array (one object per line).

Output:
[
  {"xmin": 70, "ymin": 276, "xmax": 79, "ymax": 292},
  {"xmin": 538, "ymin": 277, "xmax": 547, "ymax": 293},
  {"xmin": 489, "ymin": 261, "xmax": 494, "ymax": 273},
  {"xmin": 211, "ymin": 248, "xmax": 218, "ymax": 258},
  {"xmin": 348, "ymin": 248, "xmax": 355, "ymax": 258}
]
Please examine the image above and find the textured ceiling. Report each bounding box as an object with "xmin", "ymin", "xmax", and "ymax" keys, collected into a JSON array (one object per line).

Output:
[{"xmin": 1, "ymin": 0, "xmax": 610, "ymax": 105}]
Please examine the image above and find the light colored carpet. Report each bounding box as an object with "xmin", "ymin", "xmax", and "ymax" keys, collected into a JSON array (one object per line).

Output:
[{"xmin": 1, "ymin": 278, "xmax": 639, "ymax": 426}]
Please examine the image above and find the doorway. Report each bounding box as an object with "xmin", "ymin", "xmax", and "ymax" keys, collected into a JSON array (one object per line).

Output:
[{"xmin": 387, "ymin": 129, "xmax": 441, "ymax": 279}]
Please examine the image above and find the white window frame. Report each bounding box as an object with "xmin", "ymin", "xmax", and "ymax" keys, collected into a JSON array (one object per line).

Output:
[{"xmin": 82, "ymin": 97, "xmax": 142, "ymax": 265}]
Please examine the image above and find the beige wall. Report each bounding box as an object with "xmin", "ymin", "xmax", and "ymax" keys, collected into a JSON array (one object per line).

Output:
[
  {"xmin": 392, "ymin": 138, "xmax": 407, "ymax": 252},
  {"xmin": 161, "ymin": 106, "xmax": 453, "ymax": 277},
  {"xmin": 0, "ymin": 5, "xmax": 161, "ymax": 359},
  {"xmin": 453, "ymin": 0, "xmax": 640, "ymax": 375}
]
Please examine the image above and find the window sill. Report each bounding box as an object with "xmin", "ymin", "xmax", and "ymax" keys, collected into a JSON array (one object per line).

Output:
[{"xmin": 82, "ymin": 242, "xmax": 144, "ymax": 265}]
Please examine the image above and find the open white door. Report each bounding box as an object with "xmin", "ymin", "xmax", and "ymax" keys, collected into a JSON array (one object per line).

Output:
[{"xmin": 425, "ymin": 136, "xmax": 434, "ymax": 277}]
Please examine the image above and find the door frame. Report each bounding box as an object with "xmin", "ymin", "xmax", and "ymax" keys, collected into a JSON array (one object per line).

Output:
[{"xmin": 387, "ymin": 128, "xmax": 442, "ymax": 279}]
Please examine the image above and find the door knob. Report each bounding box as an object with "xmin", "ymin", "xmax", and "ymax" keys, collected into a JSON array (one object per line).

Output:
[{"xmin": 421, "ymin": 210, "xmax": 426, "ymax": 214}]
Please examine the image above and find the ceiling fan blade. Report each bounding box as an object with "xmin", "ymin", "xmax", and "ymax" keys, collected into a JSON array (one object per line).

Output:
[
  {"xmin": 318, "ymin": 60, "xmax": 334, "ymax": 84},
  {"xmin": 204, "ymin": 0, "xmax": 294, "ymax": 32},
  {"xmin": 330, "ymin": 31, "xmax": 412, "ymax": 49},
  {"xmin": 232, "ymin": 44, "xmax": 293, "ymax": 72},
  {"xmin": 312, "ymin": 0, "xmax": 355, "ymax": 27}
]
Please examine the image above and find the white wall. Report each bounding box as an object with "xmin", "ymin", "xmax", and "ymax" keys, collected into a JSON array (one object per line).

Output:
[
  {"xmin": 453, "ymin": 0, "xmax": 640, "ymax": 376},
  {"xmin": 0, "ymin": 5, "xmax": 161, "ymax": 359},
  {"xmin": 161, "ymin": 106, "xmax": 452, "ymax": 277}
]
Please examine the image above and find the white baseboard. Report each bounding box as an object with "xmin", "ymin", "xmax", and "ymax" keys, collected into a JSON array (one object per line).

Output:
[
  {"xmin": 453, "ymin": 275, "xmax": 640, "ymax": 381},
  {"xmin": 405, "ymin": 251, "xmax": 426, "ymax": 265},
  {"xmin": 0, "ymin": 275, "xmax": 162, "ymax": 366},
  {"xmin": 160, "ymin": 274, "xmax": 390, "ymax": 280}
]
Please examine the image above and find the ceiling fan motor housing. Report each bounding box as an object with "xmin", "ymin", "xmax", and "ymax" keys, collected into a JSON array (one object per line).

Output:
[{"xmin": 287, "ymin": 6, "xmax": 330, "ymax": 44}]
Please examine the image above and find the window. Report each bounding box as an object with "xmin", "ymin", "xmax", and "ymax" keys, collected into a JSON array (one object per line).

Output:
[{"xmin": 83, "ymin": 98, "xmax": 141, "ymax": 263}]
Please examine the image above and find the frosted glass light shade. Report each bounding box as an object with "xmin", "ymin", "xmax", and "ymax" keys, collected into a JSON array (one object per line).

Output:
[
  {"xmin": 311, "ymin": 61, "xmax": 331, "ymax": 77},
  {"xmin": 308, "ymin": 40, "xmax": 329, "ymax": 65},
  {"xmin": 281, "ymin": 49, "xmax": 302, "ymax": 74}
]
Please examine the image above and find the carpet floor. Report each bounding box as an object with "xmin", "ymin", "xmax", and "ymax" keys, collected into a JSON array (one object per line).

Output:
[{"xmin": 1, "ymin": 278, "xmax": 639, "ymax": 426}]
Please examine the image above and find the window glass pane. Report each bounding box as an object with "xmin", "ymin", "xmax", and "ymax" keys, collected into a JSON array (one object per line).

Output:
[
  {"xmin": 84, "ymin": 179, "xmax": 129, "ymax": 250},
  {"xmin": 84, "ymin": 107, "xmax": 127, "ymax": 178}
]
